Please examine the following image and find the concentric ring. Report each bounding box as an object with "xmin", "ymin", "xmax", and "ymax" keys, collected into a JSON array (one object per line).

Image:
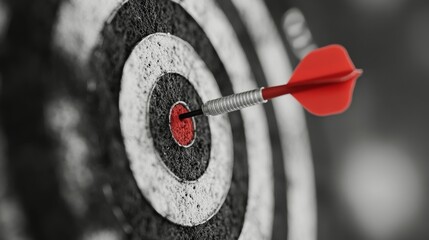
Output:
[{"xmin": 120, "ymin": 33, "xmax": 233, "ymax": 226}]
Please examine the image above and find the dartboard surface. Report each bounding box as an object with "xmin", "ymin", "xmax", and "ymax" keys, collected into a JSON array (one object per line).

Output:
[{"xmin": 0, "ymin": 0, "xmax": 316, "ymax": 240}]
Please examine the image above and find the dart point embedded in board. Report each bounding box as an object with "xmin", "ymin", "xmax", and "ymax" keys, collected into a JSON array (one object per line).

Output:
[{"xmin": 180, "ymin": 44, "xmax": 362, "ymax": 120}]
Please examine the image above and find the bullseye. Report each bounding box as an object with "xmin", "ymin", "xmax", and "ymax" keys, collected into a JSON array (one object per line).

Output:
[{"xmin": 169, "ymin": 102, "xmax": 195, "ymax": 147}]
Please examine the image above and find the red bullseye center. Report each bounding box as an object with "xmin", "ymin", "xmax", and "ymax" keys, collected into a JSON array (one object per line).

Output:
[{"xmin": 169, "ymin": 102, "xmax": 195, "ymax": 147}]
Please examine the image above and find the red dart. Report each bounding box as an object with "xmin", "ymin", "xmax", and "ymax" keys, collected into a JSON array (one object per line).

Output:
[
  {"xmin": 262, "ymin": 44, "xmax": 362, "ymax": 116},
  {"xmin": 180, "ymin": 44, "xmax": 362, "ymax": 119}
]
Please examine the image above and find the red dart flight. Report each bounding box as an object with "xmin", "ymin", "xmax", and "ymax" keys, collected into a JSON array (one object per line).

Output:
[
  {"xmin": 262, "ymin": 44, "xmax": 362, "ymax": 116},
  {"xmin": 179, "ymin": 44, "xmax": 362, "ymax": 120}
]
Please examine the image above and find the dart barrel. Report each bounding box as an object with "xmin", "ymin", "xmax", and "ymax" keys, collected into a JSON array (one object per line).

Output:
[{"xmin": 202, "ymin": 88, "xmax": 266, "ymax": 116}]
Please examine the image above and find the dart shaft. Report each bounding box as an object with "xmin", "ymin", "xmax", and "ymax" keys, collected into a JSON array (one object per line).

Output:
[
  {"xmin": 202, "ymin": 88, "xmax": 266, "ymax": 116},
  {"xmin": 180, "ymin": 88, "xmax": 266, "ymax": 119}
]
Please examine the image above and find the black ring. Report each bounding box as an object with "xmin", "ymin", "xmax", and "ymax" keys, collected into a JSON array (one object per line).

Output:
[
  {"xmin": 149, "ymin": 73, "xmax": 211, "ymax": 181},
  {"xmin": 216, "ymin": 0, "xmax": 289, "ymax": 239}
]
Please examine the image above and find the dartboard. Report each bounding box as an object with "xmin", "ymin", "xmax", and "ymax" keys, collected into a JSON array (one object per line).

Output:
[{"xmin": 0, "ymin": 0, "xmax": 316, "ymax": 239}]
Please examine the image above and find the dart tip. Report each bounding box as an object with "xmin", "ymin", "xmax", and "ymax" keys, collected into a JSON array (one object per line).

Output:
[{"xmin": 179, "ymin": 109, "xmax": 204, "ymax": 120}]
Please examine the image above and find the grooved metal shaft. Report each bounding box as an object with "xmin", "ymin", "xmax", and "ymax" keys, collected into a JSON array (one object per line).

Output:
[
  {"xmin": 202, "ymin": 88, "xmax": 265, "ymax": 116},
  {"xmin": 179, "ymin": 88, "xmax": 266, "ymax": 119}
]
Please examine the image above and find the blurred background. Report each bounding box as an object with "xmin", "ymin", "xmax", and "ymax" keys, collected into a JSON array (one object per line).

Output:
[
  {"xmin": 271, "ymin": 0, "xmax": 429, "ymax": 239},
  {"xmin": 1, "ymin": 0, "xmax": 429, "ymax": 240}
]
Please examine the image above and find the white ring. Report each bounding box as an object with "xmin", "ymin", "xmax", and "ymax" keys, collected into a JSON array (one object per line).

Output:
[
  {"xmin": 173, "ymin": 1, "xmax": 275, "ymax": 239},
  {"xmin": 230, "ymin": 1, "xmax": 317, "ymax": 239},
  {"xmin": 119, "ymin": 33, "xmax": 234, "ymax": 226}
]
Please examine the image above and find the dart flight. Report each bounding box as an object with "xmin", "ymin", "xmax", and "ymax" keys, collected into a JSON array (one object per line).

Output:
[{"xmin": 180, "ymin": 44, "xmax": 362, "ymax": 119}]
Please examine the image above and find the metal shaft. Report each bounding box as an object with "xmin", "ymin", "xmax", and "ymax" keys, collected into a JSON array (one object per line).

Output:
[
  {"xmin": 201, "ymin": 88, "xmax": 265, "ymax": 116},
  {"xmin": 180, "ymin": 88, "xmax": 265, "ymax": 119},
  {"xmin": 202, "ymin": 88, "xmax": 266, "ymax": 116}
]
